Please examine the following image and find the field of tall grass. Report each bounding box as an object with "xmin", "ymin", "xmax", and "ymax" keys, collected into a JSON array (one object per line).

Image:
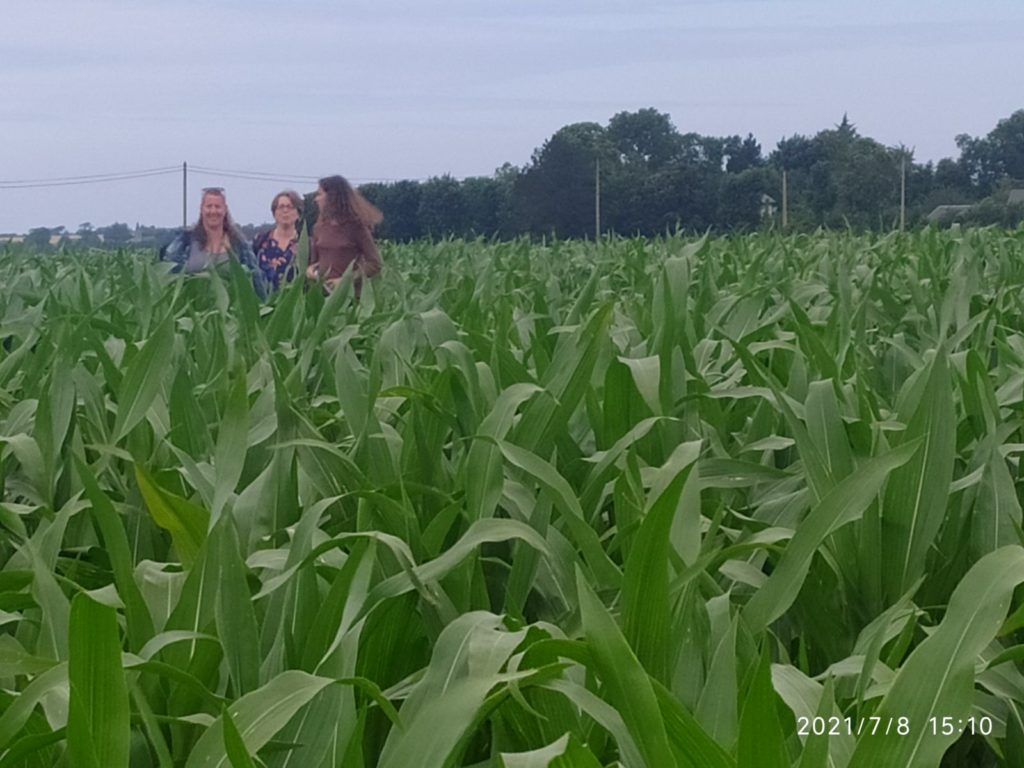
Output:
[{"xmin": 2, "ymin": 228, "xmax": 1024, "ymax": 766}]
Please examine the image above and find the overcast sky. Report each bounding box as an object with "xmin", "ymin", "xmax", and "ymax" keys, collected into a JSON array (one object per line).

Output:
[{"xmin": 2, "ymin": 0, "xmax": 1022, "ymax": 233}]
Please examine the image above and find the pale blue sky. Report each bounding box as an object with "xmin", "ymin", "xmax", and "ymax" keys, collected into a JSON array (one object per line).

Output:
[{"xmin": 1, "ymin": 0, "xmax": 1022, "ymax": 232}]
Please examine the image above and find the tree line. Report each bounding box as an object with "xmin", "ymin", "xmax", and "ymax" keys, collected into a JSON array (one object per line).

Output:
[
  {"xmin": 12, "ymin": 107, "xmax": 1024, "ymax": 248},
  {"xmin": 359, "ymin": 107, "xmax": 1024, "ymax": 239},
  {"xmin": 11, "ymin": 222, "xmax": 266, "ymax": 251}
]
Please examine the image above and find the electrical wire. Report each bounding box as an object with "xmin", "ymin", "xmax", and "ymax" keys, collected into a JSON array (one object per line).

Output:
[
  {"xmin": 0, "ymin": 167, "xmax": 180, "ymax": 189},
  {"xmin": 0, "ymin": 166, "xmax": 180, "ymax": 184},
  {"xmin": 189, "ymin": 166, "xmax": 416, "ymax": 184},
  {"xmin": 0, "ymin": 164, "xmax": 430, "ymax": 190},
  {"xmin": 190, "ymin": 165, "xmax": 321, "ymax": 183}
]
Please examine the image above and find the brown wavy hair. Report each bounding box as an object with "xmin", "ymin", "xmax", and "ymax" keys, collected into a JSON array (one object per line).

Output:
[
  {"xmin": 271, "ymin": 189, "xmax": 303, "ymax": 216},
  {"xmin": 317, "ymin": 175, "xmax": 383, "ymax": 228},
  {"xmin": 193, "ymin": 188, "xmax": 245, "ymax": 250}
]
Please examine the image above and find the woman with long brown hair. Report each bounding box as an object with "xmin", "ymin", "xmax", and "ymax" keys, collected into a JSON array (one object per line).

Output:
[
  {"xmin": 160, "ymin": 187, "xmax": 266, "ymax": 297},
  {"xmin": 306, "ymin": 175, "xmax": 383, "ymax": 292}
]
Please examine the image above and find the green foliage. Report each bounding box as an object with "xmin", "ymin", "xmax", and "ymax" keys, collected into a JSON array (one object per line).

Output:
[
  {"xmin": 0, "ymin": 228, "xmax": 1023, "ymax": 766},
  {"xmin": 67, "ymin": 594, "xmax": 131, "ymax": 768}
]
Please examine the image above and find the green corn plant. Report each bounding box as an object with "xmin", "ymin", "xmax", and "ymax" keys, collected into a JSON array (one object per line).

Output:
[{"xmin": 0, "ymin": 229, "xmax": 1023, "ymax": 766}]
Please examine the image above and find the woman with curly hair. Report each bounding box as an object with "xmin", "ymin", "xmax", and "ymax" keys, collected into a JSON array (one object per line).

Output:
[
  {"xmin": 253, "ymin": 189, "xmax": 303, "ymax": 291},
  {"xmin": 306, "ymin": 175, "xmax": 382, "ymax": 292}
]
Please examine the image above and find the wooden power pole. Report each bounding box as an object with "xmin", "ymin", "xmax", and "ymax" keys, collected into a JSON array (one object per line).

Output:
[
  {"xmin": 900, "ymin": 158, "xmax": 906, "ymax": 232},
  {"xmin": 782, "ymin": 170, "xmax": 788, "ymax": 229},
  {"xmin": 182, "ymin": 162, "xmax": 188, "ymax": 228}
]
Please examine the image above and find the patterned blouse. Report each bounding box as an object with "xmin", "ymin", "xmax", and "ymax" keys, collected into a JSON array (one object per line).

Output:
[{"xmin": 252, "ymin": 229, "xmax": 298, "ymax": 290}]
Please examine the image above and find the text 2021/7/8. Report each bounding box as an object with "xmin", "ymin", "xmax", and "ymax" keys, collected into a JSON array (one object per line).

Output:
[{"xmin": 796, "ymin": 716, "xmax": 994, "ymax": 737}]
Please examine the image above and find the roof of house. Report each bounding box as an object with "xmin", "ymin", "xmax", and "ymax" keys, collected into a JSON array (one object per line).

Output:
[{"xmin": 926, "ymin": 204, "xmax": 973, "ymax": 222}]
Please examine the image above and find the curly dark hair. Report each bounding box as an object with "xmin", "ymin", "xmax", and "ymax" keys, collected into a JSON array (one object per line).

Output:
[{"xmin": 317, "ymin": 175, "xmax": 383, "ymax": 228}]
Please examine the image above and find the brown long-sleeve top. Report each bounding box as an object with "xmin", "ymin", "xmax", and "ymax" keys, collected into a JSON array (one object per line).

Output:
[{"xmin": 309, "ymin": 217, "xmax": 381, "ymax": 281}]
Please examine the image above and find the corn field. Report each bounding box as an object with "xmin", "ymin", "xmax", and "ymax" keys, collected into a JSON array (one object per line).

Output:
[{"xmin": 2, "ymin": 228, "xmax": 1024, "ymax": 767}]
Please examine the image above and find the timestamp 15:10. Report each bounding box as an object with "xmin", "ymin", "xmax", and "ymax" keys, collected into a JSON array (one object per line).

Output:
[
  {"xmin": 796, "ymin": 715, "xmax": 994, "ymax": 737},
  {"xmin": 928, "ymin": 716, "xmax": 994, "ymax": 736}
]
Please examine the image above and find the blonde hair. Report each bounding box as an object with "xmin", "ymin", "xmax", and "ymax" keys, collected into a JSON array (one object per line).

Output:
[{"xmin": 193, "ymin": 188, "xmax": 244, "ymax": 249}]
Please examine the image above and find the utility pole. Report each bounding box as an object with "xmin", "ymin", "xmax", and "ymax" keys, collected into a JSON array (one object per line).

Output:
[
  {"xmin": 899, "ymin": 158, "xmax": 906, "ymax": 232},
  {"xmin": 782, "ymin": 169, "xmax": 788, "ymax": 229},
  {"xmin": 595, "ymin": 158, "xmax": 601, "ymax": 240},
  {"xmin": 182, "ymin": 162, "xmax": 188, "ymax": 228}
]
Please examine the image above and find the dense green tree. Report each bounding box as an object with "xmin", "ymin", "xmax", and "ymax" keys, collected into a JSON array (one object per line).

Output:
[
  {"xmin": 74, "ymin": 222, "xmax": 100, "ymax": 248},
  {"xmin": 360, "ymin": 181, "xmax": 423, "ymax": 241},
  {"xmin": 933, "ymin": 157, "xmax": 971, "ymax": 192},
  {"xmin": 956, "ymin": 133, "xmax": 1000, "ymax": 195},
  {"xmin": 385, "ymin": 181, "xmax": 424, "ymax": 240},
  {"xmin": 97, "ymin": 222, "xmax": 132, "ymax": 246},
  {"xmin": 417, "ymin": 175, "xmax": 466, "ymax": 237},
  {"xmin": 602, "ymin": 115, "xmax": 769, "ymax": 235},
  {"xmin": 719, "ymin": 167, "xmax": 779, "ymax": 230},
  {"xmin": 723, "ymin": 133, "xmax": 764, "ymax": 173},
  {"xmin": 836, "ymin": 140, "xmax": 901, "ymax": 228},
  {"xmin": 987, "ymin": 110, "xmax": 1024, "ymax": 182},
  {"xmin": 607, "ymin": 108, "xmax": 681, "ymax": 170},
  {"xmin": 648, "ymin": 160, "xmax": 722, "ymax": 233},
  {"xmin": 768, "ymin": 117, "xmax": 902, "ymax": 229},
  {"xmin": 677, "ymin": 132, "xmax": 729, "ymax": 171},
  {"xmin": 956, "ymin": 110, "xmax": 1024, "ymax": 195},
  {"xmin": 25, "ymin": 227, "xmax": 52, "ymax": 249},
  {"xmin": 460, "ymin": 175, "xmax": 512, "ymax": 238},
  {"xmin": 773, "ymin": 134, "xmax": 820, "ymax": 173},
  {"xmin": 135, "ymin": 226, "xmax": 178, "ymax": 248},
  {"xmin": 512, "ymin": 122, "xmax": 619, "ymax": 237}
]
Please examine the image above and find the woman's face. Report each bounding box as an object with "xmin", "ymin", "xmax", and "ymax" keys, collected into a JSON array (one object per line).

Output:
[
  {"xmin": 201, "ymin": 192, "xmax": 227, "ymax": 231},
  {"xmin": 314, "ymin": 186, "xmax": 327, "ymax": 214},
  {"xmin": 273, "ymin": 195, "xmax": 299, "ymax": 228}
]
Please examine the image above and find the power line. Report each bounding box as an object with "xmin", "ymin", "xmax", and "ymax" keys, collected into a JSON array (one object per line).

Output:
[
  {"xmin": 0, "ymin": 164, "xmax": 439, "ymax": 191},
  {"xmin": 0, "ymin": 166, "xmax": 180, "ymax": 183},
  {"xmin": 190, "ymin": 165, "xmax": 321, "ymax": 183},
  {"xmin": 0, "ymin": 167, "xmax": 180, "ymax": 189},
  {"xmin": 189, "ymin": 165, "xmax": 421, "ymax": 184}
]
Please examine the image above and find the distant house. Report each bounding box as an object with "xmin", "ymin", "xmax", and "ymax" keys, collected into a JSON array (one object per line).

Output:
[
  {"xmin": 925, "ymin": 205, "xmax": 973, "ymax": 224},
  {"xmin": 48, "ymin": 233, "xmax": 83, "ymax": 247},
  {"xmin": 1008, "ymin": 189, "xmax": 1024, "ymax": 206},
  {"xmin": 760, "ymin": 194, "xmax": 778, "ymax": 222}
]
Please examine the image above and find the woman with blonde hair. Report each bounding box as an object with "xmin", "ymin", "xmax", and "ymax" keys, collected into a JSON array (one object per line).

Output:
[
  {"xmin": 306, "ymin": 175, "xmax": 382, "ymax": 292},
  {"xmin": 160, "ymin": 187, "xmax": 266, "ymax": 297}
]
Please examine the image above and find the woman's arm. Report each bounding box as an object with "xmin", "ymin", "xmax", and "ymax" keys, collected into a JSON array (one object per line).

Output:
[
  {"xmin": 159, "ymin": 231, "xmax": 191, "ymax": 272},
  {"xmin": 251, "ymin": 231, "xmax": 267, "ymax": 260},
  {"xmin": 306, "ymin": 224, "xmax": 321, "ymax": 279},
  {"xmin": 236, "ymin": 238, "xmax": 268, "ymax": 299}
]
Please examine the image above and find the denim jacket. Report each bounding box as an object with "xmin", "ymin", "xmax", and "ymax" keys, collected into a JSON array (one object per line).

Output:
[{"xmin": 159, "ymin": 229, "xmax": 267, "ymax": 299}]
